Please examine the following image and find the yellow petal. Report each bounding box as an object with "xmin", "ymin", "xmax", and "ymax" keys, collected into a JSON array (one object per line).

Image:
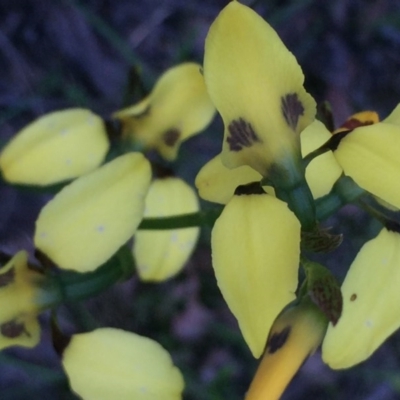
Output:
[
  {"xmin": 334, "ymin": 123, "xmax": 400, "ymax": 209},
  {"xmin": 62, "ymin": 328, "xmax": 184, "ymax": 400},
  {"xmin": 113, "ymin": 63, "xmax": 215, "ymax": 161},
  {"xmin": 0, "ymin": 251, "xmax": 41, "ymax": 350},
  {"xmin": 204, "ymin": 1, "xmax": 316, "ymax": 176},
  {"xmin": 246, "ymin": 301, "xmax": 326, "ymax": 400},
  {"xmin": 195, "ymin": 154, "xmax": 263, "ymax": 204},
  {"xmin": 0, "ymin": 109, "xmax": 109, "ymax": 185},
  {"xmin": 34, "ymin": 153, "xmax": 151, "ymax": 272},
  {"xmin": 211, "ymin": 193, "xmax": 300, "ymax": 357},
  {"xmin": 301, "ymin": 120, "xmax": 342, "ymax": 199},
  {"xmin": 322, "ymin": 228, "xmax": 400, "ymax": 369},
  {"xmin": 134, "ymin": 177, "xmax": 200, "ymax": 282}
]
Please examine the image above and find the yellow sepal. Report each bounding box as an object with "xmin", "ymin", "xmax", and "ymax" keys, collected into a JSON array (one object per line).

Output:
[
  {"xmin": 334, "ymin": 122, "xmax": 400, "ymax": 209},
  {"xmin": 211, "ymin": 193, "xmax": 300, "ymax": 358},
  {"xmin": 62, "ymin": 328, "xmax": 184, "ymax": 400},
  {"xmin": 34, "ymin": 153, "xmax": 151, "ymax": 272},
  {"xmin": 204, "ymin": 1, "xmax": 315, "ymax": 176},
  {"xmin": 301, "ymin": 120, "xmax": 342, "ymax": 199},
  {"xmin": 195, "ymin": 154, "xmax": 263, "ymax": 204},
  {"xmin": 0, "ymin": 109, "xmax": 109, "ymax": 185},
  {"xmin": 134, "ymin": 177, "xmax": 200, "ymax": 282},
  {"xmin": 322, "ymin": 228, "xmax": 400, "ymax": 369},
  {"xmin": 113, "ymin": 63, "xmax": 215, "ymax": 161}
]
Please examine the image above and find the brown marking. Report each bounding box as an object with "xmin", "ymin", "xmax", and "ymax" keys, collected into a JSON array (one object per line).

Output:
[
  {"xmin": 0, "ymin": 268, "xmax": 15, "ymax": 288},
  {"xmin": 266, "ymin": 326, "xmax": 291, "ymax": 354},
  {"xmin": 350, "ymin": 294, "xmax": 357, "ymax": 301},
  {"xmin": 340, "ymin": 118, "xmax": 374, "ymax": 131},
  {"xmin": 1, "ymin": 320, "xmax": 30, "ymax": 339},
  {"xmin": 309, "ymin": 275, "xmax": 343, "ymax": 326},
  {"xmin": 234, "ymin": 182, "xmax": 265, "ymax": 196},
  {"xmin": 281, "ymin": 93, "xmax": 305, "ymax": 130},
  {"xmin": 227, "ymin": 118, "xmax": 260, "ymax": 151},
  {"xmin": 163, "ymin": 128, "xmax": 181, "ymax": 147}
]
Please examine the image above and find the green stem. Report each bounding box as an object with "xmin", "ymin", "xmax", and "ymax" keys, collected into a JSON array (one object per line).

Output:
[
  {"xmin": 138, "ymin": 207, "xmax": 223, "ymax": 230},
  {"xmin": 315, "ymin": 175, "xmax": 366, "ymax": 221},
  {"xmin": 55, "ymin": 245, "xmax": 134, "ymax": 303},
  {"xmin": 273, "ymin": 173, "xmax": 316, "ymax": 231},
  {"xmin": 302, "ymin": 145, "xmax": 330, "ymax": 168}
]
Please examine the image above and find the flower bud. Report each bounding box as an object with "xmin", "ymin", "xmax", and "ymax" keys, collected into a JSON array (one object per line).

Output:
[
  {"xmin": 35, "ymin": 153, "xmax": 151, "ymax": 272},
  {"xmin": 0, "ymin": 109, "xmax": 109, "ymax": 185},
  {"xmin": 134, "ymin": 177, "xmax": 199, "ymax": 282}
]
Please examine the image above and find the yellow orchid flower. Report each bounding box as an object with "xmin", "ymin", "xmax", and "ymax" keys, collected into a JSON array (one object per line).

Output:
[
  {"xmin": 62, "ymin": 328, "xmax": 184, "ymax": 400},
  {"xmin": 203, "ymin": 1, "xmax": 316, "ymax": 180},
  {"xmin": 134, "ymin": 177, "xmax": 200, "ymax": 282},
  {"xmin": 246, "ymin": 300, "xmax": 326, "ymax": 400},
  {"xmin": 211, "ymin": 189, "xmax": 300, "ymax": 358},
  {"xmin": 0, "ymin": 109, "xmax": 109, "ymax": 185},
  {"xmin": 113, "ymin": 63, "xmax": 216, "ymax": 161},
  {"xmin": 34, "ymin": 153, "xmax": 151, "ymax": 272},
  {"xmin": 0, "ymin": 251, "xmax": 46, "ymax": 350},
  {"xmin": 322, "ymin": 226, "xmax": 400, "ymax": 369}
]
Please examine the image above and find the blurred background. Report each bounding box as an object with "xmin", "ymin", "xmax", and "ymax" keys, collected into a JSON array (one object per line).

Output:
[{"xmin": 1, "ymin": 0, "xmax": 400, "ymax": 399}]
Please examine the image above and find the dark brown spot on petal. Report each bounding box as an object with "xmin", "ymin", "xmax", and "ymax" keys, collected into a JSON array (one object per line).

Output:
[
  {"xmin": 227, "ymin": 118, "xmax": 261, "ymax": 151},
  {"xmin": 281, "ymin": 93, "xmax": 305, "ymax": 130},
  {"xmin": 234, "ymin": 182, "xmax": 265, "ymax": 196},
  {"xmin": 1, "ymin": 320, "xmax": 30, "ymax": 339},
  {"xmin": 350, "ymin": 294, "xmax": 357, "ymax": 301},
  {"xmin": 266, "ymin": 326, "xmax": 291, "ymax": 354},
  {"xmin": 163, "ymin": 128, "xmax": 181, "ymax": 147},
  {"xmin": 340, "ymin": 118, "xmax": 374, "ymax": 131},
  {"xmin": 0, "ymin": 267, "xmax": 15, "ymax": 288}
]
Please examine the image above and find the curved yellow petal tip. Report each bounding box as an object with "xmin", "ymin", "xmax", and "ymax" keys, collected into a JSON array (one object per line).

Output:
[
  {"xmin": 204, "ymin": 1, "xmax": 316, "ymax": 175},
  {"xmin": 301, "ymin": 120, "xmax": 342, "ymax": 199},
  {"xmin": 195, "ymin": 154, "xmax": 262, "ymax": 204},
  {"xmin": 211, "ymin": 193, "xmax": 300, "ymax": 357},
  {"xmin": 114, "ymin": 63, "xmax": 215, "ymax": 161},
  {"xmin": 323, "ymin": 227, "xmax": 400, "ymax": 369},
  {"xmin": 0, "ymin": 109, "xmax": 109, "ymax": 185},
  {"xmin": 134, "ymin": 177, "xmax": 200, "ymax": 282},
  {"xmin": 246, "ymin": 301, "xmax": 326, "ymax": 400},
  {"xmin": 63, "ymin": 328, "xmax": 184, "ymax": 400},
  {"xmin": 34, "ymin": 153, "xmax": 152, "ymax": 272},
  {"xmin": 334, "ymin": 122, "xmax": 400, "ymax": 209}
]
